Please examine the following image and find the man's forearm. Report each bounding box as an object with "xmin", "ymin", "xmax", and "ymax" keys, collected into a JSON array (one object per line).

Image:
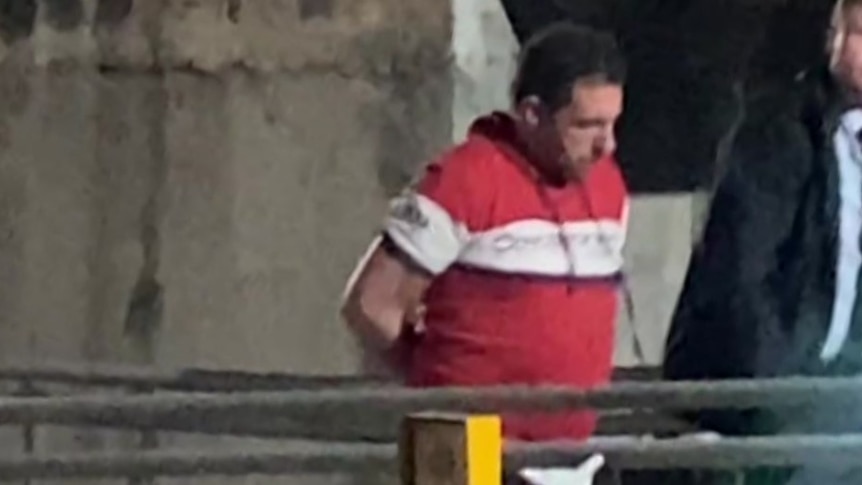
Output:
[
  {"xmin": 342, "ymin": 301, "xmax": 411, "ymax": 374},
  {"xmin": 339, "ymin": 238, "xmax": 431, "ymax": 378},
  {"xmin": 343, "ymin": 301, "xmax": 403, "ymax": 348}
]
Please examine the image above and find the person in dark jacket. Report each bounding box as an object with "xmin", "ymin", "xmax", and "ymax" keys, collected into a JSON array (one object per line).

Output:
[{"xmin": 664, "ymin": 0, "xmax": 862, "ymax": 439}]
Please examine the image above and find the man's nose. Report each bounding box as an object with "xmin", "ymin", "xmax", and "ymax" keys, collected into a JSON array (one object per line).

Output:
[{"xmin": 596, "ymin": 131, "xmax": 616, "ymax": 156}]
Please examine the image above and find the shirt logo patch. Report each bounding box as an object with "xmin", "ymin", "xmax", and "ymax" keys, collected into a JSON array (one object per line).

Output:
[
  {"xmin": 390, "ymin": 193, "xmax": 429, "ymax": 229},
  {"xmin": 490, "ymin": 230, "xmax": 622, "ymax": 254}
]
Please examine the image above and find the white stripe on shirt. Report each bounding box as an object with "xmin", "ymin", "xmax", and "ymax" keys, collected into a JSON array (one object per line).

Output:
[{"xmin": 822, "ymin": 109, "xmax": 862, "ymax": 361}]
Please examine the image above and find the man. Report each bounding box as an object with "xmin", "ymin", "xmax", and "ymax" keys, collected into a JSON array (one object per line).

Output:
[
  {"xmin": 664, "ymin": 0, "xmax": 862, "ymax": 441},
  {"xmin": 341, "ymin": 22, "xmax": 628, "ymax": 442}
]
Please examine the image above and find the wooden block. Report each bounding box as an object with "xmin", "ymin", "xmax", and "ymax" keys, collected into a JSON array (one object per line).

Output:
[{"xmin": 400, "ymin": 412, "xmax": 502, "ymax": 485}]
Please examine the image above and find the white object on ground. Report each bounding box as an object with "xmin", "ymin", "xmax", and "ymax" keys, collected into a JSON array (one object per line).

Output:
[
  {"xmin": 519, "ymin": 453, "xmax": 605, "ymax": 485},
  {"xmin": 676, "ymin": 431, "xmax": 722, "ymax": 443}
]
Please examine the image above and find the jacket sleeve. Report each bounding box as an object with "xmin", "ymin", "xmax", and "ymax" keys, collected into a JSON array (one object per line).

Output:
[{"xmin": 662, "ymin": 111, "xmax": 813, "ymax": 434}]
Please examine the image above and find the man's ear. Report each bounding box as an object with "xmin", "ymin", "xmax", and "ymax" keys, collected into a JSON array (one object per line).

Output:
[{"xmin": 515, "ymin": 96, "xmax": 542, "ymax": 127}]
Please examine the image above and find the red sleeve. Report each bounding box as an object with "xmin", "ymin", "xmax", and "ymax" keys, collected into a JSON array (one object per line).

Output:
[{"xmin": 383, "ymin": 144, "xmax": 488, "ymax": 275}]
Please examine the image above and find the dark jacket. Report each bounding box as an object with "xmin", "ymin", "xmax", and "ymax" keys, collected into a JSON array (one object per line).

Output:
[{"xmin": 662, "ymin": 66, "xmax": 859, "ymax": 435}]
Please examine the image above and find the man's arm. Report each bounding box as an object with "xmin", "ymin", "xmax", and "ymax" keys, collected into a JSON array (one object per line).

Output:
[
  {"xmin": 340, "ymin": 151, "xmax": 481, "ymax": 374},
  {"xmin": 340, "ymin": 235, "xmax": 432, "ymax": 352}
]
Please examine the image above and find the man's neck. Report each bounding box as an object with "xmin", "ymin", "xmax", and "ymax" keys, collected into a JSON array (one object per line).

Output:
[{"xmin": 511, "ymin": 118, "xmax": 569, "ymax": 187}]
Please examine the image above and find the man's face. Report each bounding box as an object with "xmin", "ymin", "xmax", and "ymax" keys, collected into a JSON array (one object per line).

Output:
[
  {"xmin": 517, "ymin": 80, "xmax": 623, "ymax": 183},
  {"xmin": 524, "ymin": 81, "xmax": 623, "ymax": 182},
  {"xmin": 830, "ymin": 4, "xmax": 862, "ymax": 95},
  {"xmin": 553, "ymin": 82, "xmax": 623, "ymax": 178}
]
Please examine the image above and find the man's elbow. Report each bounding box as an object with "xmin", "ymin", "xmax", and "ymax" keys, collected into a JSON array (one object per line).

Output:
[
  {"xmin": 340, "ymin": 291, "xmax": 401, "ymax": 349},
  {"xmin": 339, "ymin": 292, "xmax": 366, "ymax": 332}
]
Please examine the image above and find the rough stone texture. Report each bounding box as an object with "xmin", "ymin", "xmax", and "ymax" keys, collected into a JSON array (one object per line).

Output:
[
  {"xmin": 615, "ymin": 194, "xmax": 702, "ymax": 366},
  {"xmin": 154, "ymin": 70, "xmax": 453, "ymax": 372},
  {"xmin": 0, "ymin": 0, "xmax": 450, "ymax": 484},
  {"xmin": 451, "ymin": 0, "xmax": 518, "ymax": 141}
]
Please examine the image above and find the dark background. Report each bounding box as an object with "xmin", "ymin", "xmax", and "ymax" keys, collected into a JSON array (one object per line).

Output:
[{"xmin": 501, "ymin": 0, "xmax": 835, "ymax": 193}]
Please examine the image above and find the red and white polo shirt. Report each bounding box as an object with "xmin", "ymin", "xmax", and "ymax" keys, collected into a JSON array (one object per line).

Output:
[{"xmin": 383, "ymin": 112, "xmax": 629, "ymax": 441}]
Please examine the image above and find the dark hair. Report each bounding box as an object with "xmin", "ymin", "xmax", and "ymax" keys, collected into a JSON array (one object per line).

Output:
[{"xmin": 512, "ymin": 22, "xmax": 626, "ymax": 113}]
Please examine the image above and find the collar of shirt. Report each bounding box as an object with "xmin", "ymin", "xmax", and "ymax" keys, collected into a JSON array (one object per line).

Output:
[
  {"xmin": 841, "ymin": 108, "xmax": 862, "ymax": 137},
  {"xmin": 840, "ymin": 109, "xmax": 862, "ymax": 164}
]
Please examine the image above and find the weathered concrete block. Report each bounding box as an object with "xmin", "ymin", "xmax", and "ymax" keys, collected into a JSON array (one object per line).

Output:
[
  {"xmin": 30, "ymin": 0, "xmax": 97, "ymax": 66},
  {"xmin": 3, "ymin": 67, "xmax": 98, "ymax": 362},
  {"xmin": 0, "ymin": 63, "xmax": 167, "ymax": 364},
  {"xmin": 615, "ymin": 194, "xmax": 698, "ymax": 366},
  {"xmin": 93, "ymin": 0, "xmax": 159, "ymax": 69},
  {"xmin": 153, "ymin": 0, "xmax": 450, "ymax": 76},
  {"xmin": 157, "ymin": 0, "xmax": 240, "ymax": 72},
  {"xmin": 0, "ymin": 0, "xmax": 37, "ymax": 46},
  {"xmin": 0, "ymin": 57, "xmax": 31, "ymax": 355},
  {"xmin": 451, "ymin": 0, "xmax": 518, "ymax": 140},
  {"xmin": 156, "ymin": 67, "xmax": 449, "ymax": 373},
  {"xmin": 0, "ymin": 0, "xmax": 451, "ymax": 79},
  {"xmin": 154, "ymin": 73, "xmax": 237, "ymax": 371},
  {"xmin": 0, "ymin": 1, "xmax": 451, "ymax": 483},
  {"xmin": 0, "ymin": 65, "xmax": 166, "ymax": 485},
  {"xmin": 86, "ymin": 72, "xmax": 168, "ymax": 363}
]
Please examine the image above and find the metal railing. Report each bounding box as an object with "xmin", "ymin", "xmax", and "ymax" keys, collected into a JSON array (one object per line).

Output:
[
  {"xmin": 2, "ymin": 434, "xmax": 862, "ymax": 481},
  {"xmin": 0, "ymin": 361, "xmax": 655, "ymax": 393},
  {"xmin": 0, "ymin": 362, "xmax": 859, "ymax": 483}
]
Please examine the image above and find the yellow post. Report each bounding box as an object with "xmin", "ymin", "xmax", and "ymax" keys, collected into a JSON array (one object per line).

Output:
[{"xmin": 400, "ymin": 412, "xmax": 502, "ymax": 485}]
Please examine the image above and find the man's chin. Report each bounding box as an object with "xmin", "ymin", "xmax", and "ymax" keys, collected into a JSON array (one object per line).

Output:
[{"xmin": 567, "ymin": 159, "xmax": 598, "ymax": 181}]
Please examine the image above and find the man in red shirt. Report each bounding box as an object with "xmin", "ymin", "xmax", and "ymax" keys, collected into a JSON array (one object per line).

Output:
[{"xmin": 341, "ymin": 22, "xmax": 628, "ymax": 442}]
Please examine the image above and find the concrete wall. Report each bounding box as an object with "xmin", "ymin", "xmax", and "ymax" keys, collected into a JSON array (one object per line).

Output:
[
  {"xmin": 0, "ymin": 0, "xmax": 453, "ymax": 377},
  {"xmin": 451, "ymin": 0, "xmax": 518, "ymax": 141},
  {"xmin": 0, "ymin": 0, "xmax": 451, "ymax": 483}
]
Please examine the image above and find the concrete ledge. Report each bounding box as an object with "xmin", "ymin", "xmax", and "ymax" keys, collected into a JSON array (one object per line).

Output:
[{"xmin": 2, "ymin": 0, "xmax": 452, "ymax": 76}]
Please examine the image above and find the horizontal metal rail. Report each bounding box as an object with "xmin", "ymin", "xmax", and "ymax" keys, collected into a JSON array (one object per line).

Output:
[
  {"xmin": 3, "ymin": 434, "xmax": 862, "ymax": 480},
  {"xmin": 0, "ymin": 361, "xmax": 390, "ymax": 392},
  {"xmin": 0, "ymin": 414, "xmax": 692, "ymax": 444},
  {"xmin": 595, "ymin": 409, "xmax": 695, "ymax": 436},
  {"xmin": 0, "ymin": 362, "xmax": 658, "ymax": 392},
  {"xmin": 0, "ymin": 375, "xmax": 859, "ymax": 422},
  {"xmin": 0, "ymin": 410, "xmax": 397, "ymax": 442},
  {"xmin": 509, "ymin": 434, "xmax": 862, "ymax": 470},
  {"xmin": 0, "ymin": 443, "xmax": 397, "ymax": 481},
  {"xmin": 0, "ymin": 376, "xmax": 857, "ymax": 440},
  {"xmin": 0, "ymin": 408, "xmax": 693, "ymax": 443}
]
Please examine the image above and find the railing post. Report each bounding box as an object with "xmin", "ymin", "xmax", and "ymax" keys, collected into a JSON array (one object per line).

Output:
[
  {"xmin": 127, "ymin": 383, "xmax": 158, "ymax": 485},
  {"xmin": 400, "ymin": 412, "xmax": 502, "ymax": 485},
  {"xmin": 17, "ymin": 378, "xmax": 36, "ymax": 485}
]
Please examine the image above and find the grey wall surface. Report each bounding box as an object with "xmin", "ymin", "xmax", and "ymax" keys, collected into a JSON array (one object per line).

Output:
[
  {"xmin": 0, "ymin": 0, "xmax": 451, "ymax": 484},
  {"xmin": 0, "ymin": 0, "xmax": 453, "ymax": 380}
]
